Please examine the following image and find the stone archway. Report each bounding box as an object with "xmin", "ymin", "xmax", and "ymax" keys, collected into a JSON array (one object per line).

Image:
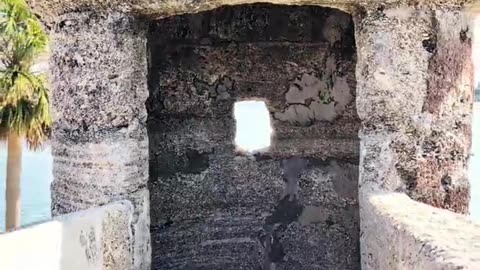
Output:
[
  {"xmin": 147, "ymin": 4, "xmax": 360, "ymax": 269},
  {"xmin": 28, "ymin": 0, "xmax": 474, "ymax": 269}
]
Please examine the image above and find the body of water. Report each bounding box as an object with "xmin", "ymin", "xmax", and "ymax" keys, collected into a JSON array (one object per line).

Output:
[{"xmin": 0, "ymin": 143, "xmax": 53, "ymax": 232}]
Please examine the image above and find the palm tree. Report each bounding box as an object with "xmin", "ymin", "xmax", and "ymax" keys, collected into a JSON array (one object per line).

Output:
[{"xmin": 0, "ymin": 0, "xmax": 51, "ymax": 231}]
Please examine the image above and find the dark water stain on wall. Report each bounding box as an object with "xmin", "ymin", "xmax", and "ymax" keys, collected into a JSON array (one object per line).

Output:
[{"xmin": 260, "ymin": 157, "xmax": 359, "ymax": 270}]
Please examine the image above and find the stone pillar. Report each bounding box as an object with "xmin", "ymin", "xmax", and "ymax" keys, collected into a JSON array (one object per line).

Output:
[
  {"xmin": 354, "ymin": 5, "xmax": 473, "ymax": 269},
  {"xmin": 49, "ymin": 12, "xmax": 150, "ymax": 269}
]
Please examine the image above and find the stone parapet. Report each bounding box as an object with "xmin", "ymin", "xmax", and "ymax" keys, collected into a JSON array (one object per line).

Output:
[
  {"xmin": 0, "ymin": 201, "xmax": 134, "ymax": 270},
  {"xmin": 360, "ymin": 191, "xmax": 480, "ymax": 270}
]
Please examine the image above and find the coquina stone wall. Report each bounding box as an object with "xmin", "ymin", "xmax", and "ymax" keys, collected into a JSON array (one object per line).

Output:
[
  {"xmin": 147, "ymin": 4, "xmax": 359, "ymax": 269},
  {"xmin": 26, "ymin": 0, "xmax": 476, "ymax": 269},
  {"xmin": 49, "ymin": 12, "xmax": 151, "ymax": 269},
  {"xmin": 355, "ymin": 6, "xmax": 474, "ymax": 269}
]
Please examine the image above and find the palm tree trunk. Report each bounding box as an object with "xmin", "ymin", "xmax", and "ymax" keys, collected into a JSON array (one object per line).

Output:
[{"xmin": 5, "ymin": 133, "xmax": 22, "ymax": 231}]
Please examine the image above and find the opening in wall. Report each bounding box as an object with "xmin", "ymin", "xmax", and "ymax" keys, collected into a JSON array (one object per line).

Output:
[
  {"xmin": 147, "ymin": 3, "xmax": 360, "ymax": 269},
  {"xmin": 234, "ymin": 101, "xmax": 272, "ymax": 154}
]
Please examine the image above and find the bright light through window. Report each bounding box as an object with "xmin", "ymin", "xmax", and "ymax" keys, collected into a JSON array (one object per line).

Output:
[{"xmin": 234, "ymin": 101, "xmax": 272, "ymax": 153}]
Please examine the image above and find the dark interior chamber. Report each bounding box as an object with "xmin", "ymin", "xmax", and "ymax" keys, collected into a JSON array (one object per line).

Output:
[{"xmin": 147, "ymin": 4, "xmax": 360, "ymax": 269}]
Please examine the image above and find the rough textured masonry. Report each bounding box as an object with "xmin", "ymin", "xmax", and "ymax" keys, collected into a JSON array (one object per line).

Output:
[
  {"xmin": 361, "ymin": 192, "xmax": 480, "ymax": 269},
  {"xmin": 26, "ymin": 0, "xmax": 477, "ymax": 269},
  {"xmin": 148, "ymin": 5, "xmax": 359, "ymax": 269},
  {"xmin": 49, "ymin": 12, "xmax": 151, "ymax": 269},
  {"xmin": 0, "ymin": 201, "xmax": 133, "ymax": 270}
]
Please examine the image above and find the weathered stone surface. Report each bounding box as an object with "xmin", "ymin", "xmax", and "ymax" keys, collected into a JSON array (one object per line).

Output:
[
  {"xmin": 148, "ymin": 5, "xmax": 360, "ymax": 269},
  {"xmin": 355, "ymin": 7, "xmax": 472, "ymax": 212},
  {"xmin": 27, "ymin": 0, "xmax": 474, "ymax": 23},
  {"xmin": 355, "ymin": 6, "xmax": 473, "ymax": 270},
  {"xmin": 50, "ymin": 11, "xmax": 150, "ymax": 269},
  {"xmin": 39, "ymin": 0, "xmax": 475, "ymax": 268},
  {"xmin": 361, "ymin": 192, "xmax": 480, "ymax": 270},
  {"xmin": 0, "ymin": 201, "xmax": 134, "ymax": 270},
  {"xmin": 149, "ymin": 155, "xmax": 360, "ymax": 269},
  {"xmin": 148, "ymin": 4, "xmax": 360, "ymax": 155},
  {"xmin": 101, "ymin": 201, "xmax": 135, "ymax": 270}
]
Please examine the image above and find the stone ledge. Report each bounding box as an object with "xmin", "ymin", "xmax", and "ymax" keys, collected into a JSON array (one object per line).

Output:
[
  {"xmin": 0, "ymin": 201, "xmax": 134, "ymax": 270},
  {"xmin": 360, "ymin": 191, "xmax": 480, "ymax": 270},
  {"xmin": 26, "ymin": 0, "xmax": 472, "ymax": 22}
]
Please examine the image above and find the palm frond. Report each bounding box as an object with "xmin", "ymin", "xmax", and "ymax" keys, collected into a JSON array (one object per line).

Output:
[{"xmin": 0, "ymin": 0, "xmax": 51, "ymax": 150}]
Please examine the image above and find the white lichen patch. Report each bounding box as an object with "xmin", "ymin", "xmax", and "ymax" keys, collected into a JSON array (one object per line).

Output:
[
  {"xmin": 276, "ymin": 72, "xmax": 352, "ymax": 124},
  {"xmin": 275, "ymin": 104, "xmax": 315, "ymax": 125},
  {"xmin": 384, "ymin": 7, "xmax": 415, "ymax": 20},
  {"xmin": 310, "ymin": 100, "xmax": 336, "ymax": 122},
  {"xmin": 285, "ymin": 73, "xmax": 327, "ymax": 104}
]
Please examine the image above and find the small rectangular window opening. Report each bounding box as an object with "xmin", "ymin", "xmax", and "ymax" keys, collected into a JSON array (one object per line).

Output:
[{"xmin": 234, "ymin": 101, "xmax": 273, "ymax": 154}]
